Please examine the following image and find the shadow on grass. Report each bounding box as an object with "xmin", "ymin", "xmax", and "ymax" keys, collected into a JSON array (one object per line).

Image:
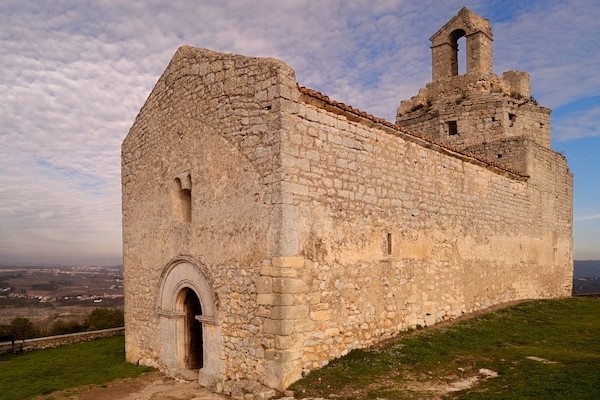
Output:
[{"xmin": 0, "ymin": 335, "xmax": 153, "ymax": 400}]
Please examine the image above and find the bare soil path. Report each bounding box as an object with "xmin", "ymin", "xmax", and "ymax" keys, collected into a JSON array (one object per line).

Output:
[{"xmin": 32, "ymin": 372, "xmax": 230, "ymax": 400}]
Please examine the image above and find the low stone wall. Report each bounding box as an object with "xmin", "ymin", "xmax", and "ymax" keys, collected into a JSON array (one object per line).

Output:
[{"xmin": 0, "ymin": 327, "xmax": 124, "ymax": 354}]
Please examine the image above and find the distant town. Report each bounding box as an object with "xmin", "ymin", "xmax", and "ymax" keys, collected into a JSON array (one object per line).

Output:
[{"xmin": 0, "ymin": 265, "xmax": 123, "ymax": 326}]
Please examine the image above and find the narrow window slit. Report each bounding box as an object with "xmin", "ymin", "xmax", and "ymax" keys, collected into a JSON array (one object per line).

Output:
[
  {"xmin": 448, "ymin": 121, "xmax": 458, "ymax": 136},
  {"xmin": 173, "ymin": 173, "xmax": 192, "ymax": 223}
]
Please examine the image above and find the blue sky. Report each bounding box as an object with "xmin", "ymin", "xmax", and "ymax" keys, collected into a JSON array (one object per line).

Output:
[{"xmin": 0, "ymin": 0, "xmax": 598, "ymax": 265}]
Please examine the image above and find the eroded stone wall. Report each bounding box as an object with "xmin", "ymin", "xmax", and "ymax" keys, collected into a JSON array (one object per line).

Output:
[
  {"xmin": 396, "ymin": 76, "xmax": 551, "ymax": 153},
  {"xmin": 274, "ymin": 92, "xmax": 572, "ymax": 375}
]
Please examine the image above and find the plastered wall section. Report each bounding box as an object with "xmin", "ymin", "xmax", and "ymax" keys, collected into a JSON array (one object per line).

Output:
[
  {"xmin": 121, "ymin": 47, "xmax": 298, "ymax": 383},
  {"xmin": 275, "ymin": 92, "xmax": 572, "ymax": 375}
]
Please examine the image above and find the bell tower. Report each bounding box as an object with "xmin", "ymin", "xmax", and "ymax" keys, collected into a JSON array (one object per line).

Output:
[
  {"xmin": 395, "ymin": 8, "xmax": 552, "ymax": 174},
  {"xmin": 430, "ymin": 7, "xmax": 493, "ymax": 80}
]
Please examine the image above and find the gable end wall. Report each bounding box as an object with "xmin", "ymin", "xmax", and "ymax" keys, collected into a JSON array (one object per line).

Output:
[{"xmin": 122, "ymin": 47, "xmax": 302, "ymax": 384}]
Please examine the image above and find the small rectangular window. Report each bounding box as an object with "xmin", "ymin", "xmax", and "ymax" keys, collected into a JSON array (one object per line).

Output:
[
  {"xmin": 387, "ymin": 233, "xmax": 392, "ymax": 256},
  {"xmin": 448, "ymin": 121, "xmax": 458, "ymax": 136},
  {"xmin": 173, "ymin": 173, "xmax": 192, "ymax": 223},
  {"xmin": 508, "ymin": 113, "xmax": 516, "ymax": 127}
]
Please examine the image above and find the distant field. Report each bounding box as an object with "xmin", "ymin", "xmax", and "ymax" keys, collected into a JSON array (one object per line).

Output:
[
  {"xmin": 574, "ymin": 260, "xmax": 600, "ymax": 278},
  {"xmin": 573, "ymin": 260, "xmax": 600, "ymax": 295},
  {"xmin": 0, "ymin": 335, "xmax": 152, "ymax": 400},
  {"xmin": 292, "ymin": 297, "xmax": 600, "ymax": 400},
  {"xmin": 0, "ymin": 266, "xmax": 124, "ymax": 325}
]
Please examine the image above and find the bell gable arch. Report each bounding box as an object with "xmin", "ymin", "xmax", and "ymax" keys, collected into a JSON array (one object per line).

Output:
[{"xmin": 430, "ymin": 7, "xmax": 493, "ymax": 80}]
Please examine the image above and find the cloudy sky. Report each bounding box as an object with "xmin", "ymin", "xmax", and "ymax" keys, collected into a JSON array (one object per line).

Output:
[{"xmin": 0, "ymin": 0, "xmax": 598, "ymax": 265}]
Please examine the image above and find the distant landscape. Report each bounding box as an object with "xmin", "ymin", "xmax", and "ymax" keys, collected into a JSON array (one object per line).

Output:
[
  {"xmin": 573, "ymin": 260, "xmax": 600, "ymax": 295},
  {"xmin": 0, "ymin": 265, "xmax": 123, "ymax": 328}
]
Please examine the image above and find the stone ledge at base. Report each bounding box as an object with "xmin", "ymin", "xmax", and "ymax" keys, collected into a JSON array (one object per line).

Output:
[{"xmin": 0, "ymin": 327, "xmax": 124, "ymax": 354}]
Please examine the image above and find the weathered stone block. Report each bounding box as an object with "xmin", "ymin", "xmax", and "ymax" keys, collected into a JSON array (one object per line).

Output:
[
  {"xmin": 256, "ymin": 277, "xmax": 272, "ymax": 294},
  {"xmin": 271, "ymin": 256, "xmax": 305, "ymax": 268},
  {"xmin": 270, "ymin": 305, "xmax": 309, "ymax": 320},
  {"xmin": 272, "ymin": 278, "xmax": 309, "ymax": 294},
  {"xmin": 257, "ymin": 293, "xmax": 295, "ymax": 306},
  {"xmin": 264, "ymin": 349, "xmax": 303, "ymax": 362},
  {"xmin": 310, "ymin": 310, "xmax": 332, "ymax": 321},
  {"xmin": 262, "ymin": 318, "xmax": 295, "ymax": 336}
]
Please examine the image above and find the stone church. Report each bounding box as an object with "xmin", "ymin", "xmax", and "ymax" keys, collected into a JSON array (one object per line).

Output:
[{"xmin": 122, "ymin": 7, "xmax": 572, "ymax": 393}]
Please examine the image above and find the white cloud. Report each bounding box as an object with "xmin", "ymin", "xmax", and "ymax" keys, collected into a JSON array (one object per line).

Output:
[
  {"xmin": 554, "ymin": 102, "xmax": 600, "ymax": 141},
  {"xmin": 492, "ymin": 0, "xmax": 600, "ymax": 108},
  {"xmin": 575, "ymin": 214, "xmax": 600, "ymax": 222},
  {"xmin": 0, "ymin": 0, "xmax": 598, "ymax": 264}
]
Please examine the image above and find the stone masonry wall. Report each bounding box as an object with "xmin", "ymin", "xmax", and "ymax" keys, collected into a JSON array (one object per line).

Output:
[
  {"xmin": 274, "ymin": 90, "xmax": 571, "ymax": 375},
  {"xmin": 464, "ymin": 137, "xmax": 529, "ymax": 174},
  {"xmin": 397, "ymin": 92, "xmax": 550, "ymax": 151},
  {"xmin": 122, "ymin": 47, "xmax": 298, "ymax": 384}
]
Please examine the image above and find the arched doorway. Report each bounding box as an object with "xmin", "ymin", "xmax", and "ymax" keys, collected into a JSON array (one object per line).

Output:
[
  {"xmin": 157, "ymin": 259, "xmax": 223, "ymax": 386},
  {"xmin": 181, "ymin": 288, "xmax": 203, "ymax": 369}
]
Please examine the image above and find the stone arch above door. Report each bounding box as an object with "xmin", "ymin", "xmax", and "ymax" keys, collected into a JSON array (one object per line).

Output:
[
  {"xmin": 156, "ymin": 258, "xmax": 223, "ymax": 387},
  {"xmin": 158, "ymin": 258, "xmax": 218, "ymax": 318}
]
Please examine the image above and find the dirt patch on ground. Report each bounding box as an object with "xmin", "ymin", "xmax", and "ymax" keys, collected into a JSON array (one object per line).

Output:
[
  {"xmin": 27, "ymin": 368, "xmax": 499, "ymax": 400},
  {"xmin": 403, "ymin": 368, "xmax": 499, "ymax": 399},
  {"xmin": 29, "ymin": 367, "xmax": 500, "ymax": 400},
  {"xmin": 32, "ymin": 372, "xmax": 229, "ymax": 400},
  {"xmin": 304, "ymin": 368, "xmax": 499, "ymax": 400}
]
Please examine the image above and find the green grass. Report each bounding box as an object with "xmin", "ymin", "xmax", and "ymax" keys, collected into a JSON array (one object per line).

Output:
[
  {"xmin": 291, "ymin": 297, "xmax": 600, "ymax": 399},
  {"xmin": 2, "ymin": 299, "xmax": 598, "ymax": 399},
  {"xmin": 0, "ymin": 335, "xmax": 152, "ymax": 400}
]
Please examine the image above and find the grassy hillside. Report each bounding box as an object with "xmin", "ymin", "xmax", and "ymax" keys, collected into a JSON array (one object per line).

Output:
[
  {"xmin": 1, "ymin": 298, "xmax": 598, "ymax": 400},
  {"xmin": 291, "ymin": 297, "xmax": 600, "ymax": 399},
  {"xmin": 0, "ymin": 335, "xmax": 152, "ymax": 400}
]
